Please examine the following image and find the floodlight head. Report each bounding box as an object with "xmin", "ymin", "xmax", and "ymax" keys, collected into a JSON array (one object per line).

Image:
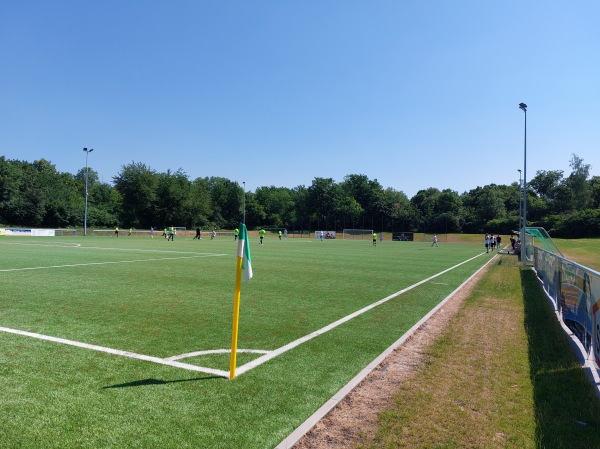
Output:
[
  {"xmin": 83, "ymin": 147, "xmax": 87, "ymax": 152},
  {"xmin": 518, "ymin": 169, "xmax": 521, "ymax": 173},
  {"xmin": 519, "ymin": 103, "xmax": 527, "ymax": 111}
]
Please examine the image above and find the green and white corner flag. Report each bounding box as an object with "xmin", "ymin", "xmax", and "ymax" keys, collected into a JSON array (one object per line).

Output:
[
  {"xmin": 230, "ymin": 223, "xmax": 252, "ymax": 379},
  {"xmin": 238, "ymin": 223, "xmax": 253, "ymax": 281}
]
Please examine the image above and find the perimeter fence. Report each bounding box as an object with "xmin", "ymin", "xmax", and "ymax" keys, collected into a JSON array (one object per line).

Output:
[{"xmin": 533, "ymin": 245, "xmax": 600, "ymax": 383}]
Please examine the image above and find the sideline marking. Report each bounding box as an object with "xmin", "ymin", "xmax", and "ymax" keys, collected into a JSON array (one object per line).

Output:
[
  {"xmin": 0, "ymin": 254, "xmax": 226, "ymax": 272},
  {"xmin": 235, "ymin": 252, "xmax": 487, "ymax": 376},
  {"xmin": 276, "ymin": 251, "xmax": 499, "ymax": 449},
  {"xmin": 0, "ymin": 252, "xmax": 488, "ymax": 379}
]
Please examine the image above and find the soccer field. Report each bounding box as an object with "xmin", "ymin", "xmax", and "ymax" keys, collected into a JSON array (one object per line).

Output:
[{"xmin": 1, "ymin": 234, "xmax": 489, "ymax": 448}]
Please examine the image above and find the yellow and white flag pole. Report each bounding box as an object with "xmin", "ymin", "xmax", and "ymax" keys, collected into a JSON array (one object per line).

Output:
[{"xmin": 230, "ymin": 223, "xmax": 253, "ymax": 379}]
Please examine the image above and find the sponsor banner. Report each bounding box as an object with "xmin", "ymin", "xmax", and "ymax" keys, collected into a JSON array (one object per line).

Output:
[
  {"xmin": 534, "ymin": 247, "xmax": 600, "ymax": 369},
  {"xmin": 3, "ymin": 228, "xmax": 55, "ymax": 237}
]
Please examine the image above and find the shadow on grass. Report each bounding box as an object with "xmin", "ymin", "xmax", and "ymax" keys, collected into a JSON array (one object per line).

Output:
[
  {"xmin": 521, "ymin": 268, "xmax": 600, "ymax": 448},
  {"xmin": 103, "ymin": 376, "xmax": 222, "ymax": 389}
]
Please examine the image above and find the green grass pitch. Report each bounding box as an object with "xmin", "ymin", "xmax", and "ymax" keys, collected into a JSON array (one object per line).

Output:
[{"xmin": 0, "ymin": 234, "xmax": 490, "ymax": 448}]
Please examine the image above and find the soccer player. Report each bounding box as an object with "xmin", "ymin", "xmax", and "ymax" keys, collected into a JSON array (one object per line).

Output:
[
  {"xmin": 114, "ymin": 226, "xmax": 119, "ymax": 237},
  {"xmin": 259, "ymin": 228, "xmax": 265, "ymax": 245},
  {"xmin": 278, "ymin": 230, "xmax": 282, "ymax": 240},
  {"xmin": 432, "ymin": 234, "xmax": 439, "ymax": 247},
  {"xmin": 193, "ymin": 226, "xmax": 201, "ymax": 240},
  {"xmin": 234, "ymin": 228, "xmax": 239, "ymax": 241},
  {"xmin": 373, "ymin": 232, "xmax": 377, "ymax": 246}
]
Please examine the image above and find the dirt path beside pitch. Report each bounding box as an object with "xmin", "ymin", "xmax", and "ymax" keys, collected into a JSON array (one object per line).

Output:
[{"xmin": 292, "ymin": 261, "xmax": 491, "ymax": 449}]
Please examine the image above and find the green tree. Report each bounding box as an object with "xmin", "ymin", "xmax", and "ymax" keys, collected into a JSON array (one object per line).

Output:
[
  {"xmin": 565, "ymin": 154, "xmax": 592, "ymax": 211},
  {"xmin": 461, "ymin": 185, "xmax": 507, "ymax": 233},
  {"xmin": 113, "ymin": 162, "xmax": 159, "ymax": 227},
  {"xmin": 307, "ymin": 177, "xmax": 340, "ymax": 229},
  {"xmin": 188, "ymin": 177, "xmax": 213, "ymax": 229},
  {"xmin": 254, "ymin": 186, "xmax": 296, "ymax": 228},
  {"xmin": 206, "ymin": 177, "xmax": 243, "ymax": 228},
  {"xmin": 590, "ymin": 176, "xmax": 600, "ymax": 208},
  {"xmin": 411, "ymin": 187, "xmax": 440, "ymax": 232},
  {"xmin": 155, "ymin": 169, "xmax": 193, "ymax": 228}
]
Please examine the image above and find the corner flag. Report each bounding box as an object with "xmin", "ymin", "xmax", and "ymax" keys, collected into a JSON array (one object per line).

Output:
[
  {"xmin": 230, "ymin": 223, "xmax": 252, "ymax": 379},
  {"xmin": 238, "ymin": 224, "xmax": 253, "ymax": 281}
]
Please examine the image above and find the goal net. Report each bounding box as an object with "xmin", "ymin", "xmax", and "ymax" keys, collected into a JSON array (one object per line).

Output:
[{"xmin": 342, "ymin": 229, "xmax": 373, "ymax": 240}]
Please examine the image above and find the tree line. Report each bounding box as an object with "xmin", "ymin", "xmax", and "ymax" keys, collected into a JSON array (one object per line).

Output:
[{"xmin": 1, "ymin": 154, "xmax": 599, "ymax": 238}]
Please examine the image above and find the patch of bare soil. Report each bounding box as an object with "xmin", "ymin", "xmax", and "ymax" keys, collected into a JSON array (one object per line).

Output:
[{"xmin": 292, "ymin": 265, "xmax": 491, "ymax": 449}]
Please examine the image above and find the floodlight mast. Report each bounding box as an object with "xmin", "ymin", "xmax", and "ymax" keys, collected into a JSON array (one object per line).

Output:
[
  {"xmin": 518, "ymin": 169, "xmax": 522, "ymax": 234},
  {"xmin": 83, "ymin": 148, "xmax": 93, "ymax": 236},
  {"xmin": 519, "ymin": 103, "xmax": 527, "ymax": 263}
]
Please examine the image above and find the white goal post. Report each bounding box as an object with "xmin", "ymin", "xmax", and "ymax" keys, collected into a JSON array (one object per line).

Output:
[{"xmin": 342, "ymin": 229, "xmax": 374, "ymax": 240}]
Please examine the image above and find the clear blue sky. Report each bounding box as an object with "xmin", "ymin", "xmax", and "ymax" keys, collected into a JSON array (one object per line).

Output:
[{"xmin": 1, "ymin": 1, "xmax": 598, "ymax": 198}]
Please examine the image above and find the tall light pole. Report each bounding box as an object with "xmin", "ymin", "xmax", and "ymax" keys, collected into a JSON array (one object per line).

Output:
[
  {"xmin": 519, "ymin": 103, "xmax": 527, "ymax": 263},
  {"xmin": 83, "ymin": 147, "xmax": 93, "ymax": 236},
  {"xmin": 517, "ymin": 168, "xmax": 522, "ymax": 233}
]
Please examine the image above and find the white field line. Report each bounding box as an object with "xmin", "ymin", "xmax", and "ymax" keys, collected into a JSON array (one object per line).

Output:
[
  {"xmin": 0, "ymin": 240, "xmax": 222, "ymax": 255},
  {"xmin": 276, "ymin": 251, "xmax": 499, "ymax": 449},
  {"xmin": 165, "ymin": 349, "xmax": 270, "ymax": 361},
  {"xmin": 0, "ymin": 326, "xmax": 229, "ymax": 378},
  {"xmin": 0, "ymin": 252, "xmax": 487, "ymax": 379},
  {"xmin": 0, "ymin": 254, "xmax": 226, "ymax": 272},
  {"xmin": 235, "ymin": 251, "xmax": 487, "ymax": 376},
  {"xmin": 0, "ymin": 241, "xmax": 81, "ymax": 248}
]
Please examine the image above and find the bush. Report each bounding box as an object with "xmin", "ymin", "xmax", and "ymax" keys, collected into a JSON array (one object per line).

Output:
[{"xmin": 552, "ymin": 209, "xmax": 600, "ymax": 238}]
